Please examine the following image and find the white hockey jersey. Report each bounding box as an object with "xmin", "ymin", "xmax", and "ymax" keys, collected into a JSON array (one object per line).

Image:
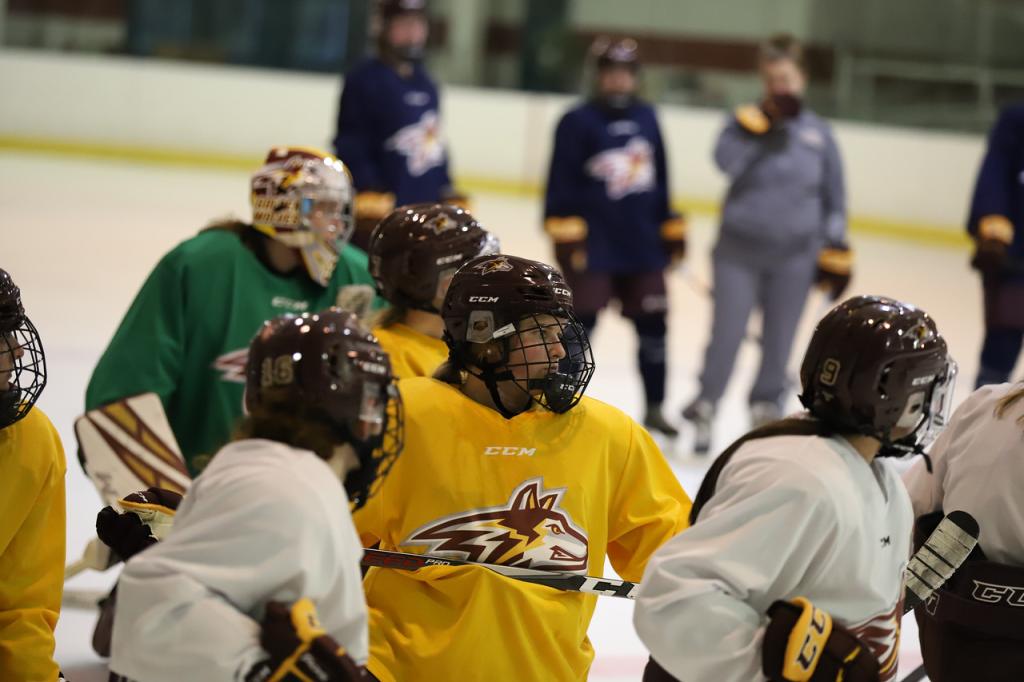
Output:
[
  {"xmin": 110, "ymin": 439, "xmax": 368, "ymax": 682},
  {"xmin": 634, "ymin": 434, "xmax": 912, "ymax": 682},
  {"xmin": 904, "ymin": 382, "xmax": 1024, "ymax": 566}
]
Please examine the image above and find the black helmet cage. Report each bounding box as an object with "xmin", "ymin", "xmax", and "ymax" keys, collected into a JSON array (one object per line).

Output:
[
  {"xmin": 0, "ymin": 318, "xmax": 46, "ymax": 429},
  {"xmin": 310, "ymin": 330, "xmax": 405, "ymax": 511},
  {"xmin": 345, "ymin": 379, "xmax": 404, "ymax": 511},
  {"xmin": 0, "ymin": 270, "xmax": 46, "ymax": 429}
]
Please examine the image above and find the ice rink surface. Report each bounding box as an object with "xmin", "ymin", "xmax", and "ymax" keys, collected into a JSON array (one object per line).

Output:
[{"xmin": 3, "ymin": 152, "xmax": 984, "ymax": 680}]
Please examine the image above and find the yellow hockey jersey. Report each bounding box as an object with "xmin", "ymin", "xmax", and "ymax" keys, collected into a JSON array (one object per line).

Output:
[
  {"xmin": 0, "ymin": 407, "xmax": 66, "ymax": 681},
  {"xmin": 355, "ymin": 377, "xmax": 691, "ymax": 681},
  {"xmin": 372, "ymin": 322, "xmax": 449, "ymax": 380}
]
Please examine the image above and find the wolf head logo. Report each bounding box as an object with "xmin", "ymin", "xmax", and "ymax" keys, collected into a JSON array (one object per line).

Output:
[{"xmin": 404, "ymin": 478, "xmax": 589, "ymax": 573}]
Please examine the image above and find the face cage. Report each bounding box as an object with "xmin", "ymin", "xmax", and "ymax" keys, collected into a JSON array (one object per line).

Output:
[
  {"xmin": 878, "ymin": 356, "xmax": 958, "ymax": 456},
  {"xmin": 345, "ymin": 381, "xmax": 404, "ymax": 511},
  {"xmin": 0, "ymin": 318, "xmax": 46, "ymax": 429},
  {"xmin": 493, "ymin": 311, "xmax": 596, "ymax": 415}
]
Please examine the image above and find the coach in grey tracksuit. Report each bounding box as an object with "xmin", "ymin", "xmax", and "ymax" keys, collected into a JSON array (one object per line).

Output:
[{"xmin": 683, "ymin": 34, "xmax": 851, "ymax": 452}]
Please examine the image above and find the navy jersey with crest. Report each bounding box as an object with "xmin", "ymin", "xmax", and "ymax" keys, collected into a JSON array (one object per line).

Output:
[
  {"xmin": 544, "ymin": 100, "xmax": 674, "ymax": 273},
  {"xmin": 333, "ymin": 58, "xmax": 453, "ymax": 206},
  {"xmin": 968, "ymin": 103, "xmax": 1024, "ymax": 275}
]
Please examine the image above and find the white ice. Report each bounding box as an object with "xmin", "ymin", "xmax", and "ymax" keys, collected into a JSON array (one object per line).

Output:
[{"xmin": 3, "ymin": 152, "xmax": 980, "ymax": 681}]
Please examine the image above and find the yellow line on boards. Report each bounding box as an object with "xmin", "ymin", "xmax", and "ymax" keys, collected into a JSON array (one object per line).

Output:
[{"xmin": 0, "ymin": 135, "xmax": 971, "ymax": 250}]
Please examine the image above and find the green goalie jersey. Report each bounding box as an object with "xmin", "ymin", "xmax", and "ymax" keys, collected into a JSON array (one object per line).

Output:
[{"xmin": 86, "ymin": 227, "xmax": 378, "ymax": 474}]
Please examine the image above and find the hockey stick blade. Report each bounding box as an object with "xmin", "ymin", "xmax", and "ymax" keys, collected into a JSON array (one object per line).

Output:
[
  {"xmin": 902, "ymin": 510, "xmax": 979, "ymax": 614},
  {"xmin": 362, "ymin": 548, "xmax": 639, "ymax": 599}
]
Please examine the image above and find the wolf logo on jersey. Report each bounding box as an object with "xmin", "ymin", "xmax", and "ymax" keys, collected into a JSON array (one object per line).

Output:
[
  {"xmin": 404, "ymin": 478, "xmax": 590, "ymax": 573},
  {"xmin": 848, "ymin": 600, "xmax": 902, "ymax": 681},
  {"xmin": 386, "ymin": 110, "xmax": 446, "ymax": 177},
  {"xmin": 585, "ymin": 136, "xmax": 655, "ymax": 200},
  {"xmin": 212, "ymin": 349, "xmax": 249, "ymax": 383}
]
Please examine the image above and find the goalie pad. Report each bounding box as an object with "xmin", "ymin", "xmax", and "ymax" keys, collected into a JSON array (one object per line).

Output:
[{"xmin": 75, "ymin": 392, "xmax": 192, "ymax": 507}]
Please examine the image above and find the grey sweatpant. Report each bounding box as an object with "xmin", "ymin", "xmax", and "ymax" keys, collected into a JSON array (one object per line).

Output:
[{"xmin": 696, "ymin": 235, "xmax": 818, "ymax": 407}]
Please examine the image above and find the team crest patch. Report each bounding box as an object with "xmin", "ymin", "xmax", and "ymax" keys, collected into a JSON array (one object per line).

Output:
[
  {"xmin": 404, "ymin": 478, "xmax": 590, "ymax": 573},
  {"xmin": 424, "ymin": 213, "xmax": 456, "ymax": 234},
  {"xmin": 474, "ymin": 256, "xmax": 514, "ymax": 275},
  {"xmin": 385, "ymin": 110, "xmax": 446, "ymax": 177},
  {"xmin": 585, "ymin": 136, "xmax": 655, "ymax": 200}
]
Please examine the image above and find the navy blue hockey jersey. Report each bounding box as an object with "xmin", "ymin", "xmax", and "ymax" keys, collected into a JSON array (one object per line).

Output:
[
  {"xmin": 333, "ymin": 58, "xmax": 452, "ymax": 206},
  {"xmin": 969, "ymin": 103, "xmax": 1024, "ymax": 276},
  {"xmin": 544, "ymin": 100, "xmax": 676, "ymax": 273}
]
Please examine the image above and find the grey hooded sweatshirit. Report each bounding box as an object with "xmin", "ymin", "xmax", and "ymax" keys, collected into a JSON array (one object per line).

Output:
[{"xmin": 695, "ymin": 108, "xmax": 847, "ymax": 409}]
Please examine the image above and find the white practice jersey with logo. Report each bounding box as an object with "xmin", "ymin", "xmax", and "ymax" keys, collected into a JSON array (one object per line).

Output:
[
  {"xmin": 110, "ymin": 439, "xmax": 368, "ymax": 682},
  {"xmin": 634, "ymin": 434, "xmax": 913, "ymax": 682}
]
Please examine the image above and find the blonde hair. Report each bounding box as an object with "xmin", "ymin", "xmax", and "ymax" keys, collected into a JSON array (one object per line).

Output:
[
  {"xmin": 994, "ymin": 382, "xmax": 1024, "ymax": 426},
  {"xmin": 759, "ymin": 33, "xmax": 805, "ymax": 71}
]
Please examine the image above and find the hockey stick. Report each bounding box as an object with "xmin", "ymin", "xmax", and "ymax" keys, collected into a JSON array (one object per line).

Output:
[
  {"xmin": 362, "ymin": 548, "xmax": 639, "ymax": 599},
  {"xmin": 894, "ymin": 511, "xmax": 979, "ymax": 682},
  {"xmin": 902, "ymin": 510, "xmax": 979, "ymax": 615}
]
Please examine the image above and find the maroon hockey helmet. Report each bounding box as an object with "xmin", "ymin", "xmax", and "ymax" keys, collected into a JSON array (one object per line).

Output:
[
  {"xmin": 376, "ymin": 0, "xmax": 428, "ymax": 63},
  {"xmin": 799, "ymin": 295, "xmax": 956, "ymax": 454},
  {"xmin": 592, "ymin": 37, "xmax": 640, "ymax": 72},
  {"xmin": 245, "ymin": 308, "xmax": 403, "ymax": 509},
  {"xmin": 368, "ymin": 203, "xmax": 499, "ymax": 313},
  {"xmin": 441, "ymin": 255, "xmax": 596, "ymax": 416},
  {"xmin": 0, "ymin": 268, "xmax": 46, "ymax": 429},
  {"xmin": 378, "ymin": 0, "xmax": 426, "ymax": 21}
]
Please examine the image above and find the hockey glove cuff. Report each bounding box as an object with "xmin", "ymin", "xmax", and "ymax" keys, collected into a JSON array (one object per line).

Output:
[
  {"xmin": 815, "ymin": 245, "xmax": 853, "ymax": 301},
  {"xmin": 253, "ymin": 598, "xmax": 364, "ymax": 682},
  {"xmin": 660, "ymin": 216, "xmax": 688, "ymax": 267},
  {"xmin": 545, "ymin": 216, "xmax": 588, "ymax": 273},
  {"xmin": 763, "ymin": 597, "xmax": 880, "ymax": 682},
  {"xmin": 971, "ymin": 215, "xmax": 1014, "ymax": 275}
]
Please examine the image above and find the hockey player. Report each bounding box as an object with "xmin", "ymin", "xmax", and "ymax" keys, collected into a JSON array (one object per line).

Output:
[
  {"xmin": 86, "ymin": 146, "xmax": 377, "ymax": 475},
  {"xmin": 107, "ymin": 308, "xmax": 403, "ymax": 682},
  {"xmin": 367, "ymin": 202, "xmax": 498, "ymax": 379},
  {"xmin": 0, "ymin": 268, "xmax": 67, "ymax": 681},
  {"xmin": 333, "ymin": 0, "xmax": 466, "ymax": 250},
  {"xmin": 683, "ymin": 34, "xmax": 851, "ymax": 453},
  {"xmin": 902, "ymin": 381, "xmax": 1024, "ymax": 680},
  {"xmin": 355, "ymin": 254, "xmax": 692, "ymax": 681},
  {"xmin": 544, "ymin": 37, "xmax": 685, "ymax": 437},
  {"xmin": 634, "ymin": 296, "xmax": 956, "ymax": 682},
  {"xmin": 965, "ymin": 103, "xmax": 1024, "ymax": 388}
]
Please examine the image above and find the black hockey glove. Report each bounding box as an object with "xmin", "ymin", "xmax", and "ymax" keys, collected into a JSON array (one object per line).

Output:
[
  {"xmin": 815, "ymin": 245, "xmax": 853, "ymax": 301},
  {"xmin": 545, "ymin": 216, "xmax": 588, "ymax": 274},
  {"xmin": 661, "ymin": 216, "xmax": 687, "ymax": 268},
  {"xmin": 248, "ymin": 599, "xmax": 365, "ymax": 682},
  {"xmin": 96, "ymin": 487, "xmax": 182, "ymax": 560},
  {"xmin": 763, "ymin": 597, "xmax": 879, "ymax": 682},
  {"xmin": 971, "ymin": 214, "xmax": 1014, "ymax": 276}
]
